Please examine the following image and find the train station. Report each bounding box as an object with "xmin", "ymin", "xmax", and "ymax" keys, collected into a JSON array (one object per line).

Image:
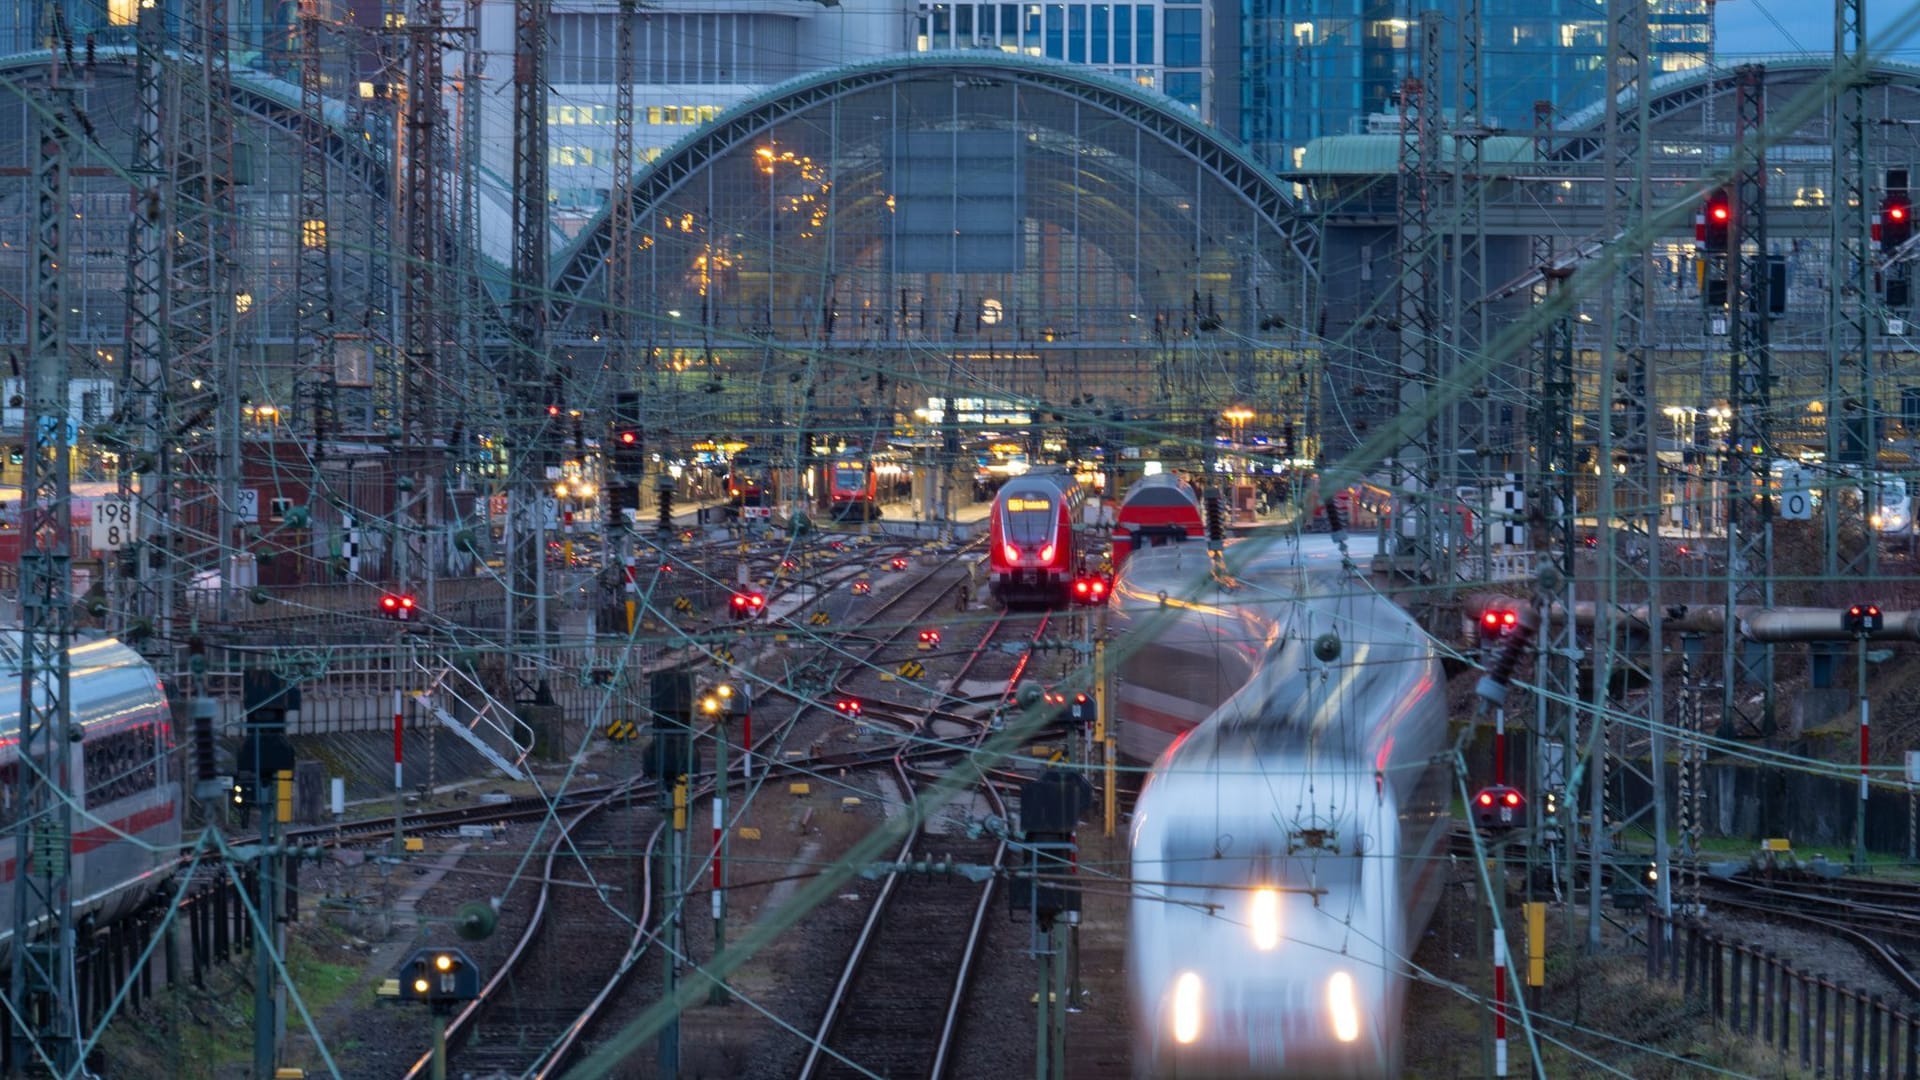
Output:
[{"xmin": 0, "ymin": 1, "xmax": 1916, "ymax": 1077}]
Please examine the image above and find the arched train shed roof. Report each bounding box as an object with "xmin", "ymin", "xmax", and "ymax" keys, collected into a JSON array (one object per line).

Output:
[{"xmin": 548, "ymin": 51, "xmax": 1312, "ymax": 322}]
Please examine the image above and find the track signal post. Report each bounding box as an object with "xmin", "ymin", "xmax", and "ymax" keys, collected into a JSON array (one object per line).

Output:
[{"xmin": 1846, "ymin": 602, "xmax": 1881, "ymax": 869}]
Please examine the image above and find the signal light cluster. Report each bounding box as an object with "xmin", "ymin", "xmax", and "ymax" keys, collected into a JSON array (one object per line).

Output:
[
  {"xmin": 1877, "ymin": 191, "xmax": 1913, "ymax": 253},
  {"xmin": 1845, "ymin": 602, "xmax": 1884, "ymax": 634},
  {"xmin": 1471, "ymin": 784, "xmax": 1526, "ymax": 831},
  {"xmin": 729, "ymin": 590, "xmax": 766, "ymax": 621},
  {"xmin": 1479, "ymin": 607, "xmax": 1519, "ymax": 638},
  {"xmin": 1071, "ymin": 574, "xmax": 1111, "ymax": 605},
  {"xmin": 834, "ymin": 697, "xmax": 863, "ymax": 718},
  {"xmin": 918, "ymin": 629, "xmax": 941, "ymax": 650},
  {"xmin": 379, "ymin": 592, "xmax": 418, "ymax": 621}
]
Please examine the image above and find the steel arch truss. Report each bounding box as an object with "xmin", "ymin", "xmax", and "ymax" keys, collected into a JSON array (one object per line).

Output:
[{"xmin": 549, "ymin": 53, "xmax": 1315, "ymax": 323}]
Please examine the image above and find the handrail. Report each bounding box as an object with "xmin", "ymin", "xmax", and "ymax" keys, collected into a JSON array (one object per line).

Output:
[{"xmin": 413, "ymin": 657, "xmax": 537, "ymax": 779}]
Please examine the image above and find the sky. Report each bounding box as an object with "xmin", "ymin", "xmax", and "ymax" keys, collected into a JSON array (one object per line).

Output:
[{"xmin": 1714, "ymin": 2, "xmax": 1920, "ymax": 61}]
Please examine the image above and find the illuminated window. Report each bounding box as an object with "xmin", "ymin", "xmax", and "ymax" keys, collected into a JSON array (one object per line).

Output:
[
  {"xmin": 647, "ymin": 106, "xmax": 664, "ymax": 125},
  {"xmin": 301, "ymin": 219, "xmax": 326, "ymax": 248},
  {"xmin": 107, "ymin": 0, "xmax": 135, "ymax": 26},
  {"xmin": 1292, "ymin": 21, "xmax": 1313, "ymax": 45}
]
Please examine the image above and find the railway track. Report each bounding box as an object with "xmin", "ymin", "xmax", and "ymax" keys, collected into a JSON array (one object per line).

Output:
[
  {"xmin": 799, "ymin": 610, "xmax": 1046, "ymax": 1080},
  {"xmin": 1705, "ymin": 875, "xmax": 1920, "ymax": 1000},
  {"xmin": 377, "ymin": 542, "xmax": 983, "ymax": 1077},
  {"xmin": 403, "ymin": 787, "xmax": 661, "ymax": 1079}
]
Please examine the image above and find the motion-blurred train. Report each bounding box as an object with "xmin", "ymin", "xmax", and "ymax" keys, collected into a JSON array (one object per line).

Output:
[
  {"xmin": 1110, "ymin": 473, "xmax": 1205, "ymax": 567},
  {"xmin": 988, "ymin": 465, "xmax": 1085, "ymax": 607},
  {"xmin": 0, "ymin": 634, "xmax": 181, "ymax": 950},
  {"xmin": 1114, "ymin": 542, "xmax": 1450, "ymax": 1077}
]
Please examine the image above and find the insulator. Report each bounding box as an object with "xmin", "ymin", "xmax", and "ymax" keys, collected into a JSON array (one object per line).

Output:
[
  {"xmin": 1204, "ymin": 491, "xmax": 1226, "ymax": 549},
  {"xmin": 192, "ymin": 697, "xmax": 218, "ymax": 784}
]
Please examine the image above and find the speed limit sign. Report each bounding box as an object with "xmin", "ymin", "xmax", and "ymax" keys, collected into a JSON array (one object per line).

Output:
[{"xmin": 91, "ymin": 498, "xmax": 136, "ymax": 550}]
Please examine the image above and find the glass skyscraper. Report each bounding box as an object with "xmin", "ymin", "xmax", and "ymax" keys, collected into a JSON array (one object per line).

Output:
[{"xmin": 1222, "ymin": 1, "xmax": 1714, "ymax": 171}]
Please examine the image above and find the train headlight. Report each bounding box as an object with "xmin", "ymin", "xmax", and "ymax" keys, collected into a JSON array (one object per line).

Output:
[
  {"xmin": 1249, "ymin": 887, "xmax": 1281, "ymax": 952},
  {"xmin": 1039, "ymin": 543, "xmax": 1055, "ymax": 564},
  {"xmin": 1170, "ymin": 971, "xmax": 1204, "ymax": 1045},
  {"xmin": 1326, "ymin": 971, "xmax": 1362, "ymax": 1043},
  {"xmin": 1002, "ymin": 542, "xmax": 1020, "ymax": 564}
]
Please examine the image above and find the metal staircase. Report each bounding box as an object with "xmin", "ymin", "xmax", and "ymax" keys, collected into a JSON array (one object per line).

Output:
[{"xmin": 411, "ymin": 658, "xmax": 535, "ymax": 781}]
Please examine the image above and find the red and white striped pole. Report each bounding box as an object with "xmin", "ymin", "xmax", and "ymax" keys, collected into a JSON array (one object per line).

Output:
[
  {"xmin": 393, "ymin": 687, "xmax": 404, "ymax": 791},
  {"xmin": 391, "ymin": 686, "xmax": 405, "ymax": 853},
  {"xmin": 1493, "ymin": 932, "xmax": 1509, "ymax": 1076},
  {"xmin": 711, "ymin": 791, "xmax": 724, "ymax": 917}
]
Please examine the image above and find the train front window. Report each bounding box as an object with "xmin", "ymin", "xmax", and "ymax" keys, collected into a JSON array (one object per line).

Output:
[
  {"xmin": 834, "ymin": 468, "xmax": 864, "ymax": 491},
  {"xmin": 1003, "ymin": 496, "xmax": 1054, "ymax": 544}
]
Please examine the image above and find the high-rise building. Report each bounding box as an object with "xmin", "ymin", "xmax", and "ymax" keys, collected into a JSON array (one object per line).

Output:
[
  {"xmin": 1218, "ymin": 1, "xmax": 1713, "ymax": 172},
  {"xmin": 519, "ymin": 1, "xmax": 1200, "ymax": 228}
]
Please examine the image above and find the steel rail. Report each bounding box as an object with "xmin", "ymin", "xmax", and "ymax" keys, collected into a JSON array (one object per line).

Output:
[{"xmin": 799, "ymin": 610, "xmax": 1042, "ymax": 1080}]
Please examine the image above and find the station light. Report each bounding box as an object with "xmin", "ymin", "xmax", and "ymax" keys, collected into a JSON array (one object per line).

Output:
[
  {"xmin": 1697, "ymin": 189, "xmax": 1731, "ymax": 254},
  {"xmin": 379, "ymin": 592, "xmax": 418, "ymax": 621}
]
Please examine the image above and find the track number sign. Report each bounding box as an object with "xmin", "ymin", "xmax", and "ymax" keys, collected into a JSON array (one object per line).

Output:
[
  {"xmin": 92, "ymin": 498, "xmax": 136, "ymax": 550},
  {"xmin": 1778, "ymin": 468, "xmax": 1812, "ymax": 521}
]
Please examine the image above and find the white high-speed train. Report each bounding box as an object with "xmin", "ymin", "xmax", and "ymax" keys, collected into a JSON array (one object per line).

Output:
[
  {"xmin": 0, "ymin": 634, "xmax": 181, "ymax": 943},
  {"xmin": 1117, "ymin": 543, "xmax": 1451, "ymax": 1078}
]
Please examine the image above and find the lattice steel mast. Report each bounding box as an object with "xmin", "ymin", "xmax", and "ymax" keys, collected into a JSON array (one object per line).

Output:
[
  {"xmin": 507, "ymin": 0, "xmax": 555, "ymax": 652},
  {"xmin": 1521, "ymin": 98, "xmax": 1582, "ymax": 905},
  {"xmin": 168, "ymin": 0, "xmax": 243, "ymax": 648},
  {"xmin": 297, "ymin": 0, "xmax": 338, "ymax": 467},
  {"xmin": 1585, "ymin": 0, "xmax": 1667, "ymax": 950},
  {"xmin": 113, "ymin": 0, "xmax": 169, "ymax": 654},
  {"xmin": 1827, "ymin": 0, "xmax": 1874, "ymax": 580},
  {"xmin": 1450, "ymin": 0, "xmax": 1491, "ymax": 583},
  {"xmin": 9, "ymin": 61, "xmax": 78, "ymax": 1075},
  {"xmin": 402, "ymin": 0, "xmax": 445, "ymax": 453},
  {"xmin": 1722, "ymin": 65, "xmax": 1776, "ymax": 738},
  {"xmin": 1395, "ymin": 11, "xmax": 1445, "ymax": 606}
]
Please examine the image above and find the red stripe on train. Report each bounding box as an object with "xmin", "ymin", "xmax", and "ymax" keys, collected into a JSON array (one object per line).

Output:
[{"xmin": 0, "ymin": 800, "xmax": 177, "ymax": 884}]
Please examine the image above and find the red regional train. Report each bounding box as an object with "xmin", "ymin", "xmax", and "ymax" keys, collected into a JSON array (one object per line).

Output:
[
  {"xmin": 826, "ymin": 449, "xmax": 912, "ymax": 520},
  {"xmin": 723, "ymin": 456, "xmax": 774, "ymax": 518},
  {"xmin": 988, "ymin": 466, "xmax": 1085, "ymax": 607},
  {"xmin": 1110, "ymin": 473, "xmax": 1205, "ymax": 566}
]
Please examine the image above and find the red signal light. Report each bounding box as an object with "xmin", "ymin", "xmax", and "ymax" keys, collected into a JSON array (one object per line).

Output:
[
  {"xmin": 380, "ymin": 594, "xmax": 399, "ymax": 612},
  {"xmin": 1503, "ymin": 791, "xmax": 1521, "ymax": 807},
  {"xmin": 1478, "ymin": 792, "xmax": 1494, "ymax": 806},
  {"xmin": 619, "ymin": 430, "xmax": 637, "ymax": 445},
  {"xmin": 1710, "ymin": 204, "xmax": 1728, "ymax": 222},
  {"xmin": 547, "ymin": 404, "xmax": 561, "ymax": 417},
  {"xmin": 1893, "ymin": 205, "xmax": 1908, "ymax": 222},
  {"xmin": 835, "ymin": 698, "xmax": 862, "ymax": 717}
]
